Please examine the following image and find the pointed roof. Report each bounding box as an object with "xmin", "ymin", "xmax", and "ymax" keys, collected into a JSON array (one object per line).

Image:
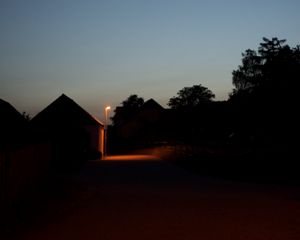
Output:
[
  {"xmin": 31, "ymin": 94, "xmax": 103, "ymax": 127},
  {"xmin": 0, "ymin": 99, "xmax": 27, "ymax": 146},
  {"xmin": 0, "ymin": 99, "xmax": 25, "ymax": 126},
  {"xmin": 141, "ymin": 99, "xmax": 164, "ymax": 111}
]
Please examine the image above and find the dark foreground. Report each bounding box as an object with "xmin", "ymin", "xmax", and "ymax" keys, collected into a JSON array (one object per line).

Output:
[{"xmin": 4, "ymin": 155, "xmax": 300, "ymax": 240}]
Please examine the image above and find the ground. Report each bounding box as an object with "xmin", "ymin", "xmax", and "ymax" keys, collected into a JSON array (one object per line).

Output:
[{"xmin": 4, "ymin": 154, "xmax": 300, "ymax": 240}]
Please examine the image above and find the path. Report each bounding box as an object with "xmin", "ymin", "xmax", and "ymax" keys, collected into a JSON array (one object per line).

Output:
[{"xmin": 6, "ymin": 155, "xmax": 300, "ymax": 240}]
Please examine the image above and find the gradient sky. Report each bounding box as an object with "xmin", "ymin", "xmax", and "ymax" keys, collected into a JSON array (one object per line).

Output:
[{"xmin": 1, "ymin": 0, "xmax": 300, "ymax": 121}]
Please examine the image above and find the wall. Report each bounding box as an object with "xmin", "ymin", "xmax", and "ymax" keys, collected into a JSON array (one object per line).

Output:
[{"xmin": 84, "ymin": 125, "xmax": 104, "ymax": 159}]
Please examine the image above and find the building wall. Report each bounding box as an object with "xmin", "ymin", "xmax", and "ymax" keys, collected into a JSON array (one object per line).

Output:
[
  {"xmin": 99, "ymin": 126, "xmax": 104, "ymax": 156},
  {"xmin": 84, "ymin": 125, "xmax": 104, "ymax": 159}
]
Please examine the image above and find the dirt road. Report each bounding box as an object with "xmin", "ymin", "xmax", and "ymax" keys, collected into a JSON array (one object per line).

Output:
[{"xmin": 6, "ymin": 155, "xmax": 300, "ymax": 240}]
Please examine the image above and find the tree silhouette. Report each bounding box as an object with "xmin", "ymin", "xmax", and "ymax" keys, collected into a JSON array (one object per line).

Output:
[
  {"xmin": 231, "ymin": 49, "xmax": 263, "ymax": 93},
  {"xmin": 111, "ymin": 94, "xmax": 144, "ymax": 126},
  {"xmin": 121, "ymin": 94, "xmax": 144, "ymax": 108},
  {"xmin": 22, "ymin": 111, "xmax": 31, "ymax": 121},
  {"xmin": 230, "ymin": 37, "xmax": 300, "ymax": 102},
  {"xmin": 168, "ymin": 84, "xmax": 215, "ymax": 109},
  {"xmin": 229, "ymin": 37, "xmax": 300, "ymax": 159}
]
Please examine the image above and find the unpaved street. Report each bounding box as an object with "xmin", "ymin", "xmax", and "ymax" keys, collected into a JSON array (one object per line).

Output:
[{"xmin": 7, "ymin": 155, "xmax": 300, "ymax": 240}]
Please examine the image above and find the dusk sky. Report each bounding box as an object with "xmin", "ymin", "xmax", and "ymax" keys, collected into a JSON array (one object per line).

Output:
[{"xmin": 1, "ymin": 0, "xmax": 299, "ymax": 121}]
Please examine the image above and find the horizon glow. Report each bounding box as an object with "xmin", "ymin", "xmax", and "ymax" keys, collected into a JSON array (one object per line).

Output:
[{"xmin": 1, "ymin": 0, "xmax": 300, "ymax": 121}]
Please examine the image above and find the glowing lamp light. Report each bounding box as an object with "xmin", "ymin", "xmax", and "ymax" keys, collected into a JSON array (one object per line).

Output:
[{"xmin": 104, "ymin": 106, "xmax": 111, "ymax": 158}]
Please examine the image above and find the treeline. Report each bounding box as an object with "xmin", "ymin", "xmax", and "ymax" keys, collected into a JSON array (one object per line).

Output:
[{"xmin": 109, "ymin": 37, "xmax": 299, "ymax": 182}]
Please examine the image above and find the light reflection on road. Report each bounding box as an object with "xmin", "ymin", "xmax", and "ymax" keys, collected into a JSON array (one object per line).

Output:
[{"xmin": 104, "ymin": 155, "xmax": 160, "ymax": 161}]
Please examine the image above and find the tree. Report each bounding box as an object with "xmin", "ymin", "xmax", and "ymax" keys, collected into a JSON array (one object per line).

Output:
[
  {"xmin": 121, "ymin": 94, "xmax": 144, "ymax": 108},
  {"xmin": 168, "ymin": 84, "xmax": 215, "ymax": 109},
  {"xmin": 111, "ymin": 94, "xmax": 144, "ymax": 126},
  {"xmin": 230, "ymin": 37, "xmax": 300, "ymax": 102},
  {"xmin": 229, "ymin": 37, "xmax": 300, "ymax": 153},
  {"xmin": 231, "ymin": 49, "xmax": 264, "ymax": 93},
  {"xmin": 22, "ymin": 111, "xmax": 31, "ymax": 121}
]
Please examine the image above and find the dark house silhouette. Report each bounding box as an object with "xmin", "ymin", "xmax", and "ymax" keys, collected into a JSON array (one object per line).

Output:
[
  {"xmin": 0, "ymin": 99, "xmax": 26, "ymax": 148},
  {"xmin": 110, "ymin": 99, "xmax": 165, "ymax": 150},
  {"xmin": 31, "ymin": 94, "xmax": 104, "ymax": 168},
  {"xmin": 110, "ymin": 99, "xmax": 235, "ymax": 150}
]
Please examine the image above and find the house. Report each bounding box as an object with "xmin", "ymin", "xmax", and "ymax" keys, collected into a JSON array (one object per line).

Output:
[
  {"xmin": 111, "ymin": 99, "xmax": 165, "ymax": 149},
  {"xmin": 31, "ymin": 94, "xmax": 104, "ymax": 167},
  {"xmin": 110, "ymin": 99, "xmax": 234, "ymax": 151},
  {"xmin": 0, "ymin": 99, "xmax": 26, "ymax": 148}
]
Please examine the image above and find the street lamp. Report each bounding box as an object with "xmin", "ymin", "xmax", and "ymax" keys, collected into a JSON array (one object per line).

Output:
[{"xmin": 104, "ymin": 106, "xmax": 111, "ymax": 158}]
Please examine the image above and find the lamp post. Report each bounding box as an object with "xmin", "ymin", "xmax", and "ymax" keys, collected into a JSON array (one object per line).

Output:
[{"xmin": 104, "ymin": 106, "xmax": 111, "ymax": 158}]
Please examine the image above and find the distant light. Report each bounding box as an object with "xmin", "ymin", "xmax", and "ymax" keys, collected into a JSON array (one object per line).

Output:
[{"xmin": 105, "ymin": 106, "xmax": 111, "ymax": 111}]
